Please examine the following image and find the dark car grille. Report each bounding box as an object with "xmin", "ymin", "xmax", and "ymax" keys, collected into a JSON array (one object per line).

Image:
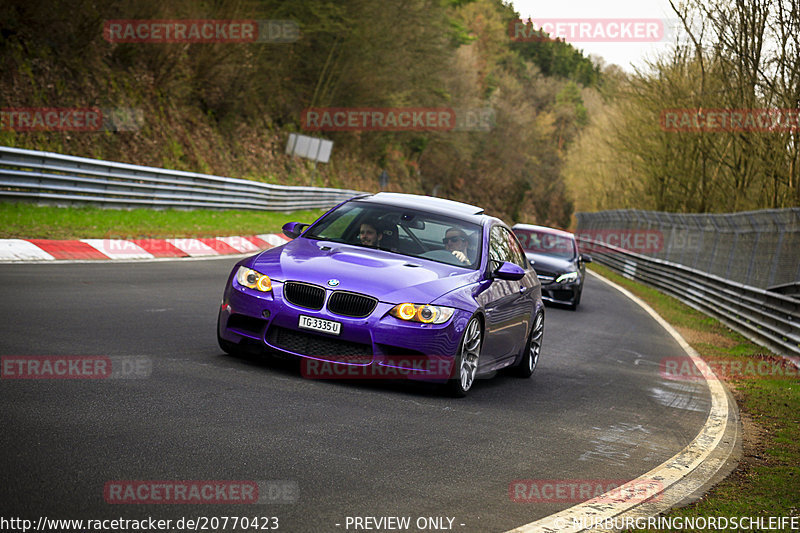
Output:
[
  {"xmin": 553, "ymin": 289, "xmax": 576, "ymax": 300},
  {"xmin": 543, "ymin": 288, "xmax": 576, "ymax": 302},
  {"xmin": 283, "ymin": 282, "xmax": 325, "ymax": 310},
  {"xmin": 327, "ymin": 291, "xmax": 378, "ymax": 318},
  {"xmin": 535, "ymin": 270, "xmax": 556, "ymax": 284},
  {"xmin": 267, "ymin": 326, "xmax": 373, "ymax": 360}
]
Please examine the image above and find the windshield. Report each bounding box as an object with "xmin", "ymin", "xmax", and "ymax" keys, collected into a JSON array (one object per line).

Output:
[
  {"xmin": 304, "ymin": 201, "xmax": 482, "ymax": 269},
  {"xmin": 513, "ymin": 229, "xmax": 577, "ymax": 260}
]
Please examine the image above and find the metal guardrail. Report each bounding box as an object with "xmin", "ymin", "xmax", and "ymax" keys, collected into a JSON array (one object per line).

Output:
[
  {"xmin": 0, "ymin": 146, "xmax": 362, "ymax": 211},
  {"xmin": 577, "ymin": 237, "xmax": 800, "ymax": 360}
]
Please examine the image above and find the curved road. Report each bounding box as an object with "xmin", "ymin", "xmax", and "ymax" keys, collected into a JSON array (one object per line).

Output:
[{"xmin": 0, "ymin": 258, "xmax": 711, "ymax": 532}]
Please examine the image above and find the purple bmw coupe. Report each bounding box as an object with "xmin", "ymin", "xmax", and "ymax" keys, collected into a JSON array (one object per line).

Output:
[{"xmin": 217, "ymin": 192, "xmax": 544, "ymax": 396}]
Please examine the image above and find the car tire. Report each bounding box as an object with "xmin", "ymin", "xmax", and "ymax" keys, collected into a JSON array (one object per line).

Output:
[
  {"xmin": 514, "ymin": 311, "xmax": 544, "ymax": 378},
  {"xmin": 446, "ymin": 315, "xmax": 483, "ymax": 397},
  {"xmin": 218, "ymin": 336, "xmax": 243, "ymax": 356},
  {"xmin": 569, "ymin": 289, "xmax": 582, "ymax": 311},
  {"xmin": 217, "ymin": 313, "xmax": 244, "ymax": 356}
]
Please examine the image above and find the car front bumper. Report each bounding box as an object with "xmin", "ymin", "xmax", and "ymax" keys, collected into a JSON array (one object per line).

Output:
[
  {"xmin": 540, "ymin": 280, "xmax": 581, "ymax": 306},
  {"xmin": 218, "ymin": 280, "xmax": 471, "ymax": 380}
]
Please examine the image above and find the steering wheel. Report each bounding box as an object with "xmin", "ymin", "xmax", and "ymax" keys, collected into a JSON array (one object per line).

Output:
[{"xmin": 399, "ymin": 222, "xmax": 431, "ymax": 252}]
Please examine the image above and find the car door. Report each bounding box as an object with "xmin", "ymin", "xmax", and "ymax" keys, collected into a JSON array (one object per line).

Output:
[{"xmin": 477, "ymin": 225, "xmax": 534, "ymax": 368}]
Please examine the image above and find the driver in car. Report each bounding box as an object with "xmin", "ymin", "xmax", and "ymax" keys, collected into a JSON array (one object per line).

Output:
[{"xmin": 443, "ymin": 227, "xmax": 471, "ymax": 264}]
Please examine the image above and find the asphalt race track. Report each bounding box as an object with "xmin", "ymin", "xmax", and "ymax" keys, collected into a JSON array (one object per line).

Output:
[{"xmin": 0, "ymin": 258, "xmax": 712, "ymax": 532}]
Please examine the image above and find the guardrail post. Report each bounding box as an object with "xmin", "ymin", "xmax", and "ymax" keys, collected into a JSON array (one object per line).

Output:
[
  {"xmin": 725, "ymin": 217, "xmax": 740, "ymax": 281},
  {"xmin": 744, "ymin": 213, "xmax": 761, "ymax": 287}
]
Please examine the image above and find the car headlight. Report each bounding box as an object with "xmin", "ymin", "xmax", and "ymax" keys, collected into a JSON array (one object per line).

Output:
[
  {"xmin": 390, "ymin": 303, "xmax": 455, "ymax": 324},
  {"xmin": 555, "ymin": 271, "xmax": 579, "ymax": 284},
  {"xmin": 236, "ymin": 266, "xmax": 272, "ymax": 292}
]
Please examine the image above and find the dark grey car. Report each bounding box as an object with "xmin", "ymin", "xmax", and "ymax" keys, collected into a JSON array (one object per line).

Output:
[{"xmin": 512, "ymin": 224, "xmax": 592, "ymax": 310}]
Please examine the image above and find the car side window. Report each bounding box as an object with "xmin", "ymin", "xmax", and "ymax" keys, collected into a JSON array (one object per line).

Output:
[
  {"xmin": 490, "ymin": 225, "xmax": 528, "ymax": 269},
  {"xmin": 489, "ymin": 225, "xmax": 512, "ymax": 265},
  {"xmin": 505, "ymin": 229, "xmax": 528, "ymax": 268}
]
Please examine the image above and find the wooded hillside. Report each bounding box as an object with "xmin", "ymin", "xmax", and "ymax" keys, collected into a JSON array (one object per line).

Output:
[
  {"xmin": 1, "ymin": 0, "xmax": 600, "ymax": 227},
  {"xmin": 564, "ymin": 0, "xmax": 800, "ymax": 213},
  {"xmin": 6, "ymin": 0, "xmax": 791, "ymax": 225}
]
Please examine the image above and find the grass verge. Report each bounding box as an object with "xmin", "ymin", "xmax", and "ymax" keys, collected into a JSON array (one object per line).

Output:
[
  {"xmin": 0, "ymin": 202, "xmax": 328, "ymax": 239},
  {"xmin": 588, "ymin": 264, "xmax": 800, "ymax": 532}
]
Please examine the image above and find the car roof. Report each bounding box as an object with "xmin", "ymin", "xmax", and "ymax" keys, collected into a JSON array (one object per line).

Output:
[
  {"xmin": 512, "ymin": 223, "xmax": 575, "ymax": 239},
  {"xmin": 353, "ymin": 192, "xmax": 485, "ymax": 221}
]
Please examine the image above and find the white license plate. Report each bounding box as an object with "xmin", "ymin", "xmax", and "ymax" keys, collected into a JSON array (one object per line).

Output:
[{"xmin": 298, "ymin": 315, "xmax": 342, "ymax": 335}]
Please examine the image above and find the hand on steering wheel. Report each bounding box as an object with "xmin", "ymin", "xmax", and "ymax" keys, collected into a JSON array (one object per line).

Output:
[{"xmin": 451, "ymin": 250, "xmax": 469, "ymax": 263}]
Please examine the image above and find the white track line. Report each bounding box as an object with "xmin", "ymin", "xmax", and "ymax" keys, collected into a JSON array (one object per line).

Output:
[{"xmin": 505, "ymin": 270, "xmax": 732, "ymax": 533}]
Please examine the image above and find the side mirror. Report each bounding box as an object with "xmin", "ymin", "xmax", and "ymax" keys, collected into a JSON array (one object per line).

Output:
[
  {"xmin": 580, "ymin": 254, "xmax": 593, "ymax": 264},
  {"xmin": 494, "ymin": 261, "xmax": 525, "ymax": 281},
  {"xmin": 282, "ymin": 222, "xmax": 308, "ymax": 239}
]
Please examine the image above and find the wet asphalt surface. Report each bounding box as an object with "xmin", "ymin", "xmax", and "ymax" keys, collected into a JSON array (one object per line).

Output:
[{"xmin": 0, "ymin": 258, "xmax": 710, "ymax": 532}]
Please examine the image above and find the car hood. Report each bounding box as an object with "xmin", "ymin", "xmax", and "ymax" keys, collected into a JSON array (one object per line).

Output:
[
  {"xmin": 251, "ymin": 238, "xmax": 480, "ymax": 304},
  {"xmin": 525, "ymin": 253, "xmax": 575, "ymax": 274}
]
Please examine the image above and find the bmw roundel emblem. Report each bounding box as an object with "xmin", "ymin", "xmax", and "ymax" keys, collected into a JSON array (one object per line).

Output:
[{"xmin": 327, "ymin": 279, "xmax": 340, "ymax": 287}]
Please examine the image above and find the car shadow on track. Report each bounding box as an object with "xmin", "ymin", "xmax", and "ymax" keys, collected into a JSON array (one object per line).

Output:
[{"xmin": 216, "ymin": 348, "xmax": 541, "ymax": 399}]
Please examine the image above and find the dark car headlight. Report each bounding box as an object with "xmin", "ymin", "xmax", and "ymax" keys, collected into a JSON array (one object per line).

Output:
[
  {"xmin": 236, "ymin": 266, "xmax": 272, "ymax": 292},
  {"xmin": 555, "ymin": 271, "xmax": 579, "ymax": 284},
  {"xmin": 390, "ymin": 303, "xmax": 455, "ymax": 324}
]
